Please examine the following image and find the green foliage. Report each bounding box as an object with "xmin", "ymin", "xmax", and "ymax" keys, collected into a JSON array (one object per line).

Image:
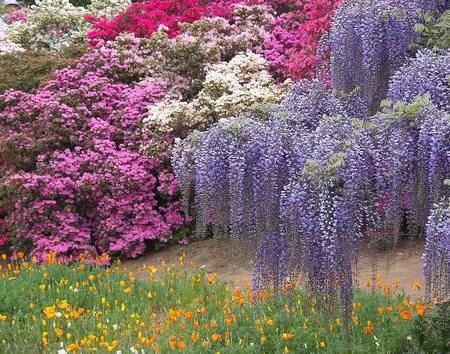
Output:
[
  {"xmin": 0, "ymin": 46, "xmax": 85, "ymax": 95},
  {"xmin": 412, "ymin": 10, "xmax": 450, "ymax": 51},
  {"xmin": 404, "ymin": 302, "xmax": 450, "ymax": 353}
]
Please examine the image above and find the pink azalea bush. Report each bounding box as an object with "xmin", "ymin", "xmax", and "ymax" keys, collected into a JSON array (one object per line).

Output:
[
  {"xmin": 3, "ymin": 8, "xmax": 30, "ymax": 24},
  {"xmin": 263, "ymin": 0, "xmax": 342, "ymax": 80},
  {"xmin": 0, "ymin": 45, "xmax": 189, "ymax": 260}
]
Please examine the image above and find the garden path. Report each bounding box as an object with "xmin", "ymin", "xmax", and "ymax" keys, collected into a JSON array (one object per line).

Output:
[{"xmin": 126, "ymin": 238, "xmax": 425, "ymax": 298}]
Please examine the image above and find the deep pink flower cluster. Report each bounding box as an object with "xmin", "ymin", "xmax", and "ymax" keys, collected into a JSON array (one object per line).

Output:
[
  {"xmin": 87, "ymin": 0, "xmax": 238, "ymax": 44},
  {"xmin": 0, "ymin": 46, "xmax": 189, "ymax": 260},
  {"xmin": 263, "ymin": 0, "xmax": 342, "ymax": 80}
]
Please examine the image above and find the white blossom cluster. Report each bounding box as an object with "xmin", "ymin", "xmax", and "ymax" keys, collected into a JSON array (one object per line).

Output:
[
  {"xmin": 6, "ymin": 0, "xmax": 130, "ymax": 52},
  {"xmin": 0, "ymin": 33, "xmax": 25, "ymax": 55},
  {"xmin": 142, "ymin": 52, "xmax": 292, "ymax": 158}
]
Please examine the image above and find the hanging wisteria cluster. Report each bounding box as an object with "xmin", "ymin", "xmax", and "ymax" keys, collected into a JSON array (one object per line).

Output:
[
  {"xmin": 423, "ymin": 197, "xmax": 450, "ymax": 301},
  {"xmin": 387, "ymin": 49, "xmax": 450, "ymax": 112},
  {"xmin": 329, "ymin": 0, "xmax": 445, "ymax": 115}
]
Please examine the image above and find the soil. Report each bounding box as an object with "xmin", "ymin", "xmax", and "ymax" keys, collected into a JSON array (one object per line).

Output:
[{"xmin": 125, "ymin": 238, "xmax": 426, "ymax": 298}]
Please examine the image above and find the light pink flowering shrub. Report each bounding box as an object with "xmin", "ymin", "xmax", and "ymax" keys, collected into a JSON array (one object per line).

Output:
[
  {"xmin": 4, "ymin": 8, "xmax": 30, "ymax": 24},
  {"xmin": 0, "ymin": 45, "xmax": 189, "ymax": 260}
]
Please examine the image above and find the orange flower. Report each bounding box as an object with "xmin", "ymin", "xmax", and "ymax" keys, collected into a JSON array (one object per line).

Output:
[
  {"xmin": 177, "ymin": 341, "xmax": 186, "ymax": 350},
  {"xmin": 257, "ymin": 290, "xmax": 269, "ymax": 302},
  {"xmin": 185, "ymin": 311, "xmax": 194, "ymax": 321},
  {"xmin": 386, "ymin": 306, "xmax": 393, "ymax": 314},
  {"xmin": 191, "ymin": 332, "xmax": 200, "ymax": 343},
  {"xmin": 416, "ymin": 305, "xmax": 426, "ymax": 317},
  {"xmin": 0, "ymin": 314, "xmax": 7, "ymax": 321},
  {"xmin": 212, "ymin": 334, "xmax": 222, "ymax": 343},
  {"xmin": 66, "ymin": 343, "xmax": 81, "ymax": 352},
  {"xmin": 169, "ymin": 335, "xmax": 177, "ymax": 350},
  {"xmin": 400, "ymin": 310, "xmax": 413, "ymax": 320},
  {"xmin": 260, "ymin": 336, "xmax": 268, "ymax": 345},
  {"xmin": 211, "ymin": 319, "xmax": 217, "ymax": 329},
  {"xmin": 377, "ymin": 307, "xmax": 384, "ymax": 315},
  {"xmin": 364, "ymin": 321, "xmax": 374, "ymax": 334},
  {"xmin": 413, "ymin": 282, "xmax": 421, "ymax": 290},
  {"xmin": 16, "ymin": 252, "xmax": 24, "ymax": 259},
  {"xmin": 282, "ymin": 333, "xmax": 294, "ymax": 341}
]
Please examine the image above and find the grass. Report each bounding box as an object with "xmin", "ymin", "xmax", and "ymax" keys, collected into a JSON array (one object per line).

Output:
[{"xmin": 0, "ymin": 252, "xmax": 444, "ymax": 353}]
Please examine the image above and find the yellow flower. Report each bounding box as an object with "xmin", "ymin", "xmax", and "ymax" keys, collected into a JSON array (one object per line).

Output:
[
  {"xmin": 124, "ymin": 287, "xmax": 132, "ymax": 294},
  {"xmin": 267, "ymin": 319, "xmax": 273, "ymax": 326},
  {"xmin": 88, "ymin": 274, "xmax": 95, "ymax": 281},
  {"xmin": 284, "ymin": 347, "xmax": 289, "ymax": 353},
  {"xmin": 413, "ymin": 282, "xmax": 421, "ymax": 290},
  {"xmin": 147, "ymin": 291, "xmax": 153, "ymax": 300},
  {"xmin": 39, "ymin": 284, "xmax": 46, "ymax": 291},
  {"xmin": 0, "ymin": 314, "xmax": 7, "ymax": 321},
  {"xmin": 43, "ymin": 305, "xmax": 56, "ymax": 320},
  {"xmin": 320, "ymin": 341, "xmax": 326, "ymax": 348},
  {"xmin": 149, "ymin": 266, "xmax": 158, "ymax": 274},
  {"xmin": 377, "ymin": 307, "xmax": 384, "ymax": 315},
  {"xmin": 335, "ymin": 318, "xmax": 341, "ymax": 326},
  {"xmin": 260, "ymin": 336, "xmax": 268, "ymax": 345}
]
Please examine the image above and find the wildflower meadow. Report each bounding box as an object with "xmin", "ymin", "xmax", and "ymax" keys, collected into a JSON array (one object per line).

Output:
[{"xmin": 0, "ymin": 0, "xmax": 449, "ymax": 353}]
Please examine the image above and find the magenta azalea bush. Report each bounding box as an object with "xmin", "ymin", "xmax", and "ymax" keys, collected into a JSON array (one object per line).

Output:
[{"xmin": 0, "ymin": 43, "xmax": 189, "ymax": 260}]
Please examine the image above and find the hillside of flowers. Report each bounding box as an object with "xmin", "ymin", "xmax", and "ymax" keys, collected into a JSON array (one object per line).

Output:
[{"xmin": 0, "ymin": 0, "xmax": 449, "ymax": 352}]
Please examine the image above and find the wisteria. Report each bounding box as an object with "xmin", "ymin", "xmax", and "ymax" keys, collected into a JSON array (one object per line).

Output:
[
  {"xmin": 423, "ymin": 198, "xmax": 450, "ymax": 301},
  {"xmin": 372, "ymin": 97, "xmax": 450, "ymax": 244},
  {"xmin": 329, "ymin": 0, "xmax": 444, "ymax": 115},
  {"xmin": 387, "ymin": 49, "xmax": 450, "ymax": 112}
]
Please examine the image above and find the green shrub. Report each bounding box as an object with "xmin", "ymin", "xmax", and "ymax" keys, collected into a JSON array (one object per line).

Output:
[{"xmin": 0, "ymin": 46, "xmax": 85, "ymax": 95}]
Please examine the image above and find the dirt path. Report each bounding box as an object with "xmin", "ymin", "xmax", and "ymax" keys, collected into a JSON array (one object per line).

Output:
[{"xmin": 125, "ymin": 238, "xmax": 425, "ymax": 298}]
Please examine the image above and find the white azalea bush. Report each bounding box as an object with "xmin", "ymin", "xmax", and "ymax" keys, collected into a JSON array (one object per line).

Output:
[
  {"xmin": 6, "ymin": 0, "xmax": 130, "ymax": 52},
  {"xmin": 0, "ymin": 34, "xmax": 25, "ymax": 55},
  {"xmin": 142, "ymin": 52, "xmax": 292, "ymax": 159}
]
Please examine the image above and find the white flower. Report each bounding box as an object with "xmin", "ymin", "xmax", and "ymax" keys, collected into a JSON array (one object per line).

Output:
[{"xmin": 57, "ymin": 350, "xmax": 67, "ymax": 354}]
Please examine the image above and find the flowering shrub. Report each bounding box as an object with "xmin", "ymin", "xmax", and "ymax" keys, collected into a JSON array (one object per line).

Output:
[
  {"xmin": 263, "ymin": 0, "xmax": 342, "ymax": 80},
  {"xmin": 6, "ymin": 0, "xmax": 130, "ymax": 52},
  {"xmin": 0, "ymin": 45, "xmax": 189, "ymax": 260},
  {"xmin": 0, "ymin": 34, "xmax": 25, "ymax": 56},
  {"xmin": 4, "ymin": 140, "xmax": 185, "ymax": 260},
  {"xmin": 87, "ymin": 0, "xmax": 237, "ymax": 44},
  {"xmin": 388, "ymin": 49, "xmax": 450, "ymax": 112},
  {"xmin": 3, "ymin": 7, "xmax": 29, "ymax": 24},
  {"xmin": 143, "ymin": 52, "xmax": 292, "ymax": 159}
]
